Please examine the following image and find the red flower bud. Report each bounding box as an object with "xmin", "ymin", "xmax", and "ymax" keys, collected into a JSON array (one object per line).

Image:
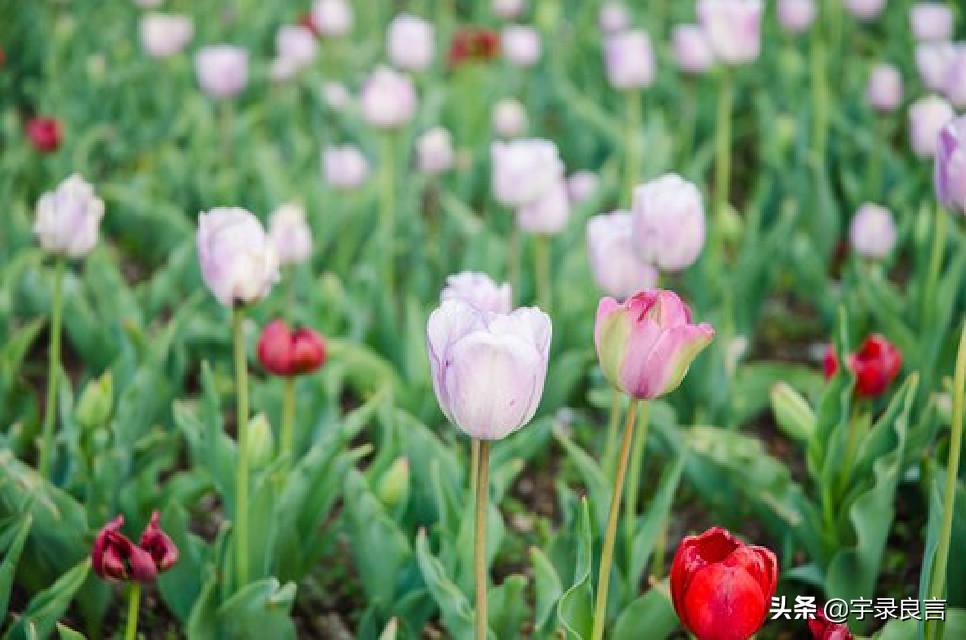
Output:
[
  {"xmin": 297, "ymin": 12, "xmax": 319, "ymax": 36},
  {"xmin": 823, "ymin": 334, "xmax": 901, "ymax": 398},
  {"xmin": 257, "ymin": 319, "xmax": 326, "ymax": 377},
  {"xmin": 809, "ymin": 611, "xmax": 855, "ymax": 640},
  {"xmin": 91, "ymin": 516, "xmax": 157, "ymax": 583},
  {"xmin": 139, "ymin": 511, "xmax": 179, "ymax": 573},
  {"xmin": 26, "ymin": 117, "xmax": 62, "ymax": 153},
  {"xmin": 449, "ymin": 28, "xmax": 500, "ymax": 67},
  {"xmin": 670, "ymin": 527, "xmax": 778, "ymax": 640}
]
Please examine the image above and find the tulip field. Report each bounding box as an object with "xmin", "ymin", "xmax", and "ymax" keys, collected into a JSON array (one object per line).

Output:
[{"xmin": 5, "ymin": 0, "xmax": 966, "ymax": 638}]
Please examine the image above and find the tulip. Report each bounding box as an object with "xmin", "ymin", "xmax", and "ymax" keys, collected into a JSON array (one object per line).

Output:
[
  {"xmin": 936, "ymin": 115, "xmax": 966, "ymax": 214},
  {"xmin": 945, "ymin": 47, "xmax": 966, "ymax": 107},
  {"xmin": 322, "ymin": 82, "xmax": 351, "ymax": 110},
  {"xmin": 75, "ymin": 372, "xmax": 113, "ymax": 430},
  {"xmin": 492, "ymin": 0, "xmax": 526, "ymax": 19},
  {"xmin": 267, "ymin": 203, "xmax": 312, "ymax": 266},
  {"xmin": 490, "ymin": 139, "xmax": 563, "ymax": 207},
  {"xmin": 672, "ymin": 24, "xmax": 715, "ymax": 74},
  {"xmin": 440, "ymin": 271, "xmax": 513, "ymax": 314},
  {"xmin": 849, "ymin": 203, "xmax": 897, "ymax": 259},
  {"xmin": 809, "ymin": 611, "xmax": 855, "ymax": 640},
  {"xmin": 777, "ymin": 0, "xmax": 816, "ymax": 34},
  {"xmin": 194, "ymin": 45, "xmax": 247, "ymax": 99},
  {"xmin": 595, "ymin": 290, "xmax": 714, "ymax": 400},
  {"xmin": 501, "ymin": 25, "xmax": 541, "ymax": 67},
  {"xmin": 631, "ymin": 174, "xmax": 707, "ymax": 273},
  {"xmin": 909, "ymin": 94, "xmax": 955, "ymax": 158},
  {"xmin": 866, "ymin": 64, "xmax": 903, "ymax": 112},
  {"xmin": 492, "ymin": 98, "xmax": 527, "ymax": 138},
  {"xmin": 566, "ymin": 170, "xmax": 599, "ymax": 205},
  {"xmin": 417, "ymin": 127, "xmax": 455, "ymax": 175},
  {"xmin": 257, "ymin": 320, "xmax": 327, "ymax": 377},
  {"xmin": 603, "ymin": 29, "xmax": 656, "ymax": 90},
  {"xmin": 276, "ymin": 24, "xmax": 317, "ymax": 66},
  {"xmin": 517, "ymin": 179, "xmax": 570, "ymax": 235},
  {"xmin": 824, "ymin": 334, "xmax": 902, "ymax": 398},
  {"xmin": 323, "ymin": 144, "xmax": 369, "ymax": 189},
  {"xmin": 34, "ymin": 174, "xmax": 105, "ymax": 258},
  {"xmin": 910, "ymin": 3, "xmax": 954, "ymax": 42},
  {"xmin": 449, "ymin": 28, "xmax": 501, "ymax": 67},
  {"xmin": 139, "ymin": 13, "xmax": 193, "ymax": 58},
  {"xmin": 196, "ymin": 208, "xmax": 279, "ymax": 308},
  {"xmin": 246, "ymin": 413, "xmax": 275, "ymax": 468},
  {"xmin": 92, "ymin": 516, "xmax": 157, "ymax": 583},
  {"xmin": 916, "ymin": 42, "xmax": 957, "ymax": 92},
  {"xmin": 26, "ymin": 116, "xmax": 61, "ymax": 153},
  {"xmin": 388, "ymin": 14, "xmax": 435, "ymax": 72},
  {"xmin": 377, "ymin": 457, "xmax": 411, "ymax": 507},
  {"xmin": 586, "ymin": 212, "xmax": 659, "ymax": 298},
  {"xmin": 670, "ymin": 527, "xmax": 778, "ymax": 640},
  {"xmin": 846, "ymin": 0, "xmax": 887, "ymax": 20},
  {"xmin": 139, "ymin": 511, "xmax": 179, "ymax": 574},
  {"xmin": 311, "ymin": 0, "xmax": 352, "ymax": 37},
  {"xmin": 599, "ymin": 3, "xmax": 632, "ymax": 33},
  {"xmin": 359, "ymin": 66, "xmax": 417, "ymax": 129},
  {"xmin": 696, "ymin": 0, "xmax": 763, "ymax": 66}
]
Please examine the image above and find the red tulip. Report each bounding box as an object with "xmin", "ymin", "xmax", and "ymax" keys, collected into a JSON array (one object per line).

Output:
[
  {"xmin": 26, "ymin": 116, "xmax": 62, "ymax": 153},
  {"xmin": 297, "ymin": 12, "xmax": 319, "ymax": 36},
  {"xmin": 823, "ymin": 334, "xmax": 902, "ymax": 398},
  {"xmin": 139, "ymin": 511, "xmax": 179, "ymax": 573},
  {"xmin": 670, "ymin": 527, "xmax": 778, "ymax": 640},
  {"xmin": 809, "ymin": 611, "xmax": 855, "ymax": 640},
  {"xmin": 257, "ymin": 320, "xmax": 326, "ymax": 377},
  {"xmin": 92, "ymin": 516, "xmax": 157, "ymax": 583},
  {"xmin": 449, "ymin": 28, "xmax": 500, "ymax": 67}
]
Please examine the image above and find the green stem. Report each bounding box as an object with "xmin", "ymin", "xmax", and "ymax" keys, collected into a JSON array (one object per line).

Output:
[
  {"xmin": 624, "ymin": 401, "xmax": 651, "ymax": 582},
  {"xmin": 534, "ymin": 234, "xmax": 551, "ymax": 311},
  {"xmin": 714, "ymin": 70, "xmax": 733, "ymax": 227},
  {"xmin": 233, "ymin": 308, "xmax": 250, "ymax": 587},
  {"xmin": 923, "ymin": 206, "xmax": 947, "ymax": 328},
  {"xmin": 867, "ymin": 117, "xmax": 886, "ymax": 198},
  {"xmin": 810, "ymin": 20, "xmax": 829, "ymax": 163},
  {"xmin": 280, "ymin": 376, "xmax": 296, "ymax": 463},
  {"xmin": 38, "ymin": 258, "xmax": 65, "ymax": 480},
  {"xmin": 474, "ymin": 440, "xmax": 491, "ymax": 640},
  {"xmin": 603, "ymin": 391, "xmax": 622, "ymax": 475},
  {"xmin": 925, "ymin": 319, "xmax": 966, "ymax": 640},
  {"xmin": 624, "ymin": 89, "xmax": 643, "ymax": 200},
  {"xmin": 380, "ymin": 133, "xmax": 396, "ymax": 289},
  {"xmin": 652, "ymin": 523, "xmax": 667, "ymax": 579},
  {"xmin": 124, "ymin": 582, "xmax": 141, "ymax": 640},
  {"xmin": 591, "ymin": 399, "xmax": 640, "ymax": 640}
]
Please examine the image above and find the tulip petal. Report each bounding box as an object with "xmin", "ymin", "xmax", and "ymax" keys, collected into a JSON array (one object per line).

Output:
[
  {"xmin": 629, "ymin": 323, "xmax": 714, "ymax": 398},
  {"xmin": 682, "ymin": 563, "xmax": 769, "ymax": 640}
]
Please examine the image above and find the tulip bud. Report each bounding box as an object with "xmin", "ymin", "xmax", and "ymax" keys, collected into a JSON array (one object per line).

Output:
[
  {"xmin": 75, "ymin": 372, "xmax": 113, "ymax": 430},
  {"xmin": 276, "ymin": 25, "xmax": 317, "ymax": 67},
  {"xmin": 909, "ymin": 94, "xmax": 955, "ymax": 158},
  {"xmin": 360, "ymin": 66, "xmax": 417, "ymax": 130},
  {"xmin": 910, "ymin": 3, "xmax": 954, "ymax": 42},
  {"xmin": 417, "ymin": 127, "xmax": 455, "ymax": 175},
  {"xmin": 770, "ymin": 382, "xmax": 816, "ymax": 441},
  {"xmin": 586, "ymin": 212, "xmax": 659, "ymax": 299},
  {"xmin": 388, "ymin": 14, "xmax": 435, "ymax": 72},
  {"xmin": 322, "ymin": 82, "xmax": 351, "ymax": 111},
  {"xmin": 866, "ymin": 64, "xmax": 903, "ymax": 112},
  {"xmin": 845, "ymin": 0, "xmax": 886, "ymax": 20},
  {"xmin": 139, "ymin": 511, "xmax": 179, "ymax": 574},
  {"xmin": 492, "ymin": 98, "xmax": 528, "ymax": 138},
  {"xmin": 777, "ymin": 0, "xmax": 816, "ymax": 34},
  {"xmin": 196, "ymin": 208, "xmax": 280, "ymax": 307},
  {"xmin": 257, "ymin": 320, "xmax": 327, "ymax": 377},
  {"xmin": 566, "ymin": 170, "xmax": 599, "ymax": 205},
  {"xmin": 916, "ymin": 42, "xmax": 956, "ymax": 92},
  {"xmin": 809, "ymin": 611, "xmax": 855, "ymax": 640},
  {"xmin": 194, "ymin": 45, "xmax": 248, "ymax": 99},
  {"xmin": 26, "ymin": 116, "xmax": 62, "ymax": 153},
  {"xmin": 501, "ymin": 25, "xmax": 541, "ymax": 67},
  {"xmin": 696, "ymin": 0, "xmax": 763, "ymax": 66},
  {"xmin": 631, "ymin": 174, "xmax": 706, "ymax": 273},
  {"xmin": 427, "ymin": 301, "xmax": 551, "ymax": 440},
  {"xmin": 670, "ymin": 527, "xmax": 778, "ymax": 640},
  {"xmin": 936, "ymin": 115, "xmax": 966, "ymax": 214},
  {"xmin": 492, "ymin": 0, "xmax": 526, "ymax": 20},
  {"xmin": 824, "ymin": 334, "xmax": 902, "ymax": 398},
  {"xmin": 268, "ymin": 203, "xmax": 312, "ymax": 266},
  {"xmin": 604, "ymin": 30, "xmax": 656, "ymax": 90},
  {"xmin": 34, "ymin": 174, "xmax": 105, "ymax": 258},
  {"xmin": 849, "ymin": 203, "xmax": 896, "ymax": 259},
  {"xmin": 92, "ymin": 516, "xmax": 158, "ymax": 583},
  {"xmin": 311, "ymin": 0, "xmax": 352, "ymax": 37},
  {"xmin": 440, "ymin": 271, "xmax": 513, "ymax": 314},
  {"xmin": 946, "ymin": 47, "xmax": 966, "ymax": 108},
  {"xmin": 595, "ymin": 290, "xmax": 714, "ymax": 399},
  {"xmin": 599, "ymin": 3, "xmax": 632, "ymax": 33},
  {"xmin": 491, "ymin": 139, "xmax": 564, "ymax": 208},
  {"xmin": 247, "ymin": 413, "xmax": 275, "ymax": 469},
  {"xmin": 672, "ymin": 24, "xmax": 715, "ymax": 74},
  {"xmin": 376, "ymin": 457, "xmax": 410, "ymax": 507},
  {"xmin": 449, "ymin": 28, "xmax": 501, "ymax": 67},
  {"xmin": 139, "ymin": 13, "xmax": 193, "ymax": 58},
  {"xmin": 323, "ymin": 144, "xmax": 369, "ymax": 189},
  {"xmin": 517, "ymin": 179, "xmax": 570, "ymax": 235}
]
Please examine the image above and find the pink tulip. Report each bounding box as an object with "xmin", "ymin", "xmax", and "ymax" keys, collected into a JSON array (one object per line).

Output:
[
  {"xmin": 866, "ymin": 64, "xmax": 903, "ymax": 112},
  {"xmin": 909, "ymin": 95, "xmax": 955, "ymax": 158},
  {"xmin": 936, "ymin": 116, "xmax": 966, "ymax": 214},
  {"xmin": 777, "ymin": 0, "xmax": 816, "ymax": 34},
  {"xmin": 910, "ymin": 3, "xmax": 954, "ymax": 42},
  {"xmin": 849, "ymin": 203, "xmax": 896, "ymax": 259},
  {"xmin": 604, "ymin": 29, "xmax": 656, "ymax": 90},
  {"xmin": 672, "ymin": 24, "xmax": 715, "ymax": 74},
  {"xmin": 586, "ymin": 212, "xmax": 659, "ymax": 299},
  {"xmin": 696, "ymin": 0, "xmax": 763, "ymax": 66},
  {"xmin": 440, "ymin": 271, "xmax": 512, "ymax": 313}
]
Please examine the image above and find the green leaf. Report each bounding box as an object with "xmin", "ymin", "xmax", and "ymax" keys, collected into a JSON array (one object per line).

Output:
[
  {"xmin": 557, "ymin": 498, "xmax": 594, "ymax": 640},
  {"xmin": 488, "ymin": 575, "xmax": 528, "ymax": 640},
  {"xmin": 3, "ymin": 560, "xmax": 91, "ymax": 640},
  {"xmin": 0, "ymin": 513, "xmax": 32, "ymax": 620},
  {"xmin": 628, "ymin": 458, "xmax": 684, "ymax": 590},
  {"xmin": 156, "ymin": 503, "xmax": 208, "ymax": 621},
  {"xmin": 414, "ymin": 529, "xmax": 481, "ymax": 639},
  {"xmin": 530, "ymin": 546, "xmax": 563, "ymax": 633},
  {"xmin": 554, "ymin": 427, "xmax": 611, "ymax": 530},
  {"xmin": 215, "ymin": 578, "xmax": 298, "ymax": 640},
  {"xmin": 54, "ymin": 625, "xmax": 85, "ymax": 640},
  {"xmin": 611, "ymin": 583, "xmax": 679, "ymax": 640}
]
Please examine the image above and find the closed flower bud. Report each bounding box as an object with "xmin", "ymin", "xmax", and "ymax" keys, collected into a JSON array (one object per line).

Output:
[
  {"xmin": 194, "ymin": 45, "xmax": 247, "ymax": 99},
  {"xmin": 631, "ymin": 174, "xmax": 706, "ymax": 272},
  {"xmin": 599, "ymin": 3, "xmax": 632, "ymax": 33},
  {"xmin": 916, "ymin": 42, "xmax": 956, "ymax": 92},
  {"xmin": 246, "ymin": 413, "xmax": 275, "ymax": 469},
  {"xmin": 824, "ymin": 334, "xmax": 902, "ymax": 398},
  {"xmin": 417, "ymin": 127, "xmax": 455, "ymax": 175},
  {"xmin": 672, "ymin": 24, "xmax": 715, "ymax": 74},
  {"xmin": 311, "ymin": 0, "xmax": 352, "ymax": 37},
  {"xmin": 75, "ymin": 372, "xmax": 113, "ymax": 429},
  {"xmin": 936, "ymin": 115, "xmax": 966, "ymax": 214},
  {"xmin": 139, "ymin": 511, "xmax": 179, "ymax": 574},
  {"xmin": 492, "ymin": 98, "xmax": 527, "ymax": 138},
  {"xmin": 268, "ymin": 203, "xmax": 312, "ymax": 266},
  {"xmin": 360, "ymin": 66, "xmax": 417, "ymax": 129},
  {"xmin": 492, "ymin": 0, "xmax": 526, "ymax": 20},
  {"xmin": 595, "ymin": 290, "xmax": 713, "ymax": 399},
  {"xmin": 845, "ymin": 0, "xmax": 886, "ymax": 21},
  {"xmin": 427, "ymin": 301, "xmax": 551, "ymax": 440},
  {"xmin": 566, "ymin": 170, "xmax": 599, "ymax": 205},
  {"xmin": 449, "ymin": 28, "xmax": 501, "ymax": 67},
  {"xmin": 257, "ymin": 320, "xmax": 326, "ymax": 377},
  {"xmin": 196, "ymin": 208, "xmax": 279, "ymax": 307},
  {"xmin": 587, "ymin": 212, "xmax": 659, "ymax": 299},
  {"xmin": 34, "ymin": 174, "xmax": 105, "ymax": 258},
  {"xmin": 441, "ymin": 271, "xmax": 513, "ymax": 314},
  {"xmin": 388, "ymin": 14, "xmax": 435, "ymax": 72},
  {"xmin": 809, "ymin": 611, "xmax": 855, "ymax": 640},
  {"xmin": 604, "ymin": 29, "xmax": 656, "ymax": 90},
  {"xmin": 376, "ymin": 457, "xmax": 410, "ymax": 507},
  {"xmin": 849, "ymin": 203, "xmax": 896, "ymax": 259},
  {"xmin": 909, "ymin": 94, "xmax": 955, "ymax": 158},
  {"xmin": 945, "ymin": 47, "xmax": 966, "ymax": 108},
  {"xmin": 670, "ymin": 527, "xmax": 778, "ymax": 640},
  {"xmin": 324, "ymin": 144, "xmax": 369, "ymax": 189},
  {"xmin": 517, "ymin": 179, "xmax": 570, "ymax": 234},
  {"xmin": 502, "ymin": 25, "xmax": 541, "ymax": 67},
  {"xmin": 276, "ymin": 25, "xmax": 317, "ymax": 67},
  {"xmin": 26, "ymin": 116, "xmax": 62, "ymax": 153},
  {"xmin": 777, "ymin": 0, "xmax": 816, "ymax": 34},
  {"xmin": 910, "ymin": 3, "xmax": 954, "ymax": 42},
  {"xmin": 866, "ymin": 64, "xmax": 903, "ymax": 112},
  {"xmin": 140, "ymin": 13, "xmax": 193, "ymax": 58},
  {"xmin": 696, "ymin": 0, "xmax": 763, "ymax": 66},
  {"xmin": 92, "ymin": 516, "xmax": 158, "ymax": 583},
  {"xmin": 491, "ymin": 139, "xmax": 564, "ymax": 208},
  {"xmin": 769, "ymin": 382, "xmax": 816, "ymax": 441}
]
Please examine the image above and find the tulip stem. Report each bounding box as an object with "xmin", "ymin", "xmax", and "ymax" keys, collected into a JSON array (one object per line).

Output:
[
  {"xmin": 38, "ymin": 258, "xmax": 65, "ymax": 480},
  {"xmin": 592, "ymin": 398, "xmax": 640, "ymax": 640},
  {"xmin": 380, "ymin": 133, "xmax": 396, "ymax": 290},
  {"xmin": 603, "ymin": 391, "xmax": 622, "ymax": 474},
  {"xmin": 810, "ymin": 7, "xmax": 829, "ymax": 163},
  {"xmin": 924, "ymin": 318, "xmax": 966, "ymax": 640},
  {"xmin": 534, "ymin": 234, "xmax": 551, "ymax": 311},
  {"xmin": 281, "ymin": 376, "xmax": 296, "ymax": 463},
  {"xmin": 866, "ymin": 117, "xmax": 886, "ymax": 198},
  {"xmin": 233, "ymin": 308, "xmax": 250, "ymax": 588},
  {"xmin": 474, "ymin": 439, "xmax": 491, "ymax": 640},
  {"xmin": 624, "ymin": 400, "xmax": 650, "ymax": 582},
  {"xmin": 509, "ymin": 226, "xmax": 521, "ymax": 307},
  {"xmin": 124, "ymin": 582, "xmax": 141, "ymax": 640},
  {"xmin": 922, "ymin": 205, "xmax": 947, "ymax": 328},
  {"xmin": 624, "ymin": 89, "xmax": 643, "ymax": 199},
  {"xmin": 713, "ymin": 69, "xmax": 733, "ymax": 228}
]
